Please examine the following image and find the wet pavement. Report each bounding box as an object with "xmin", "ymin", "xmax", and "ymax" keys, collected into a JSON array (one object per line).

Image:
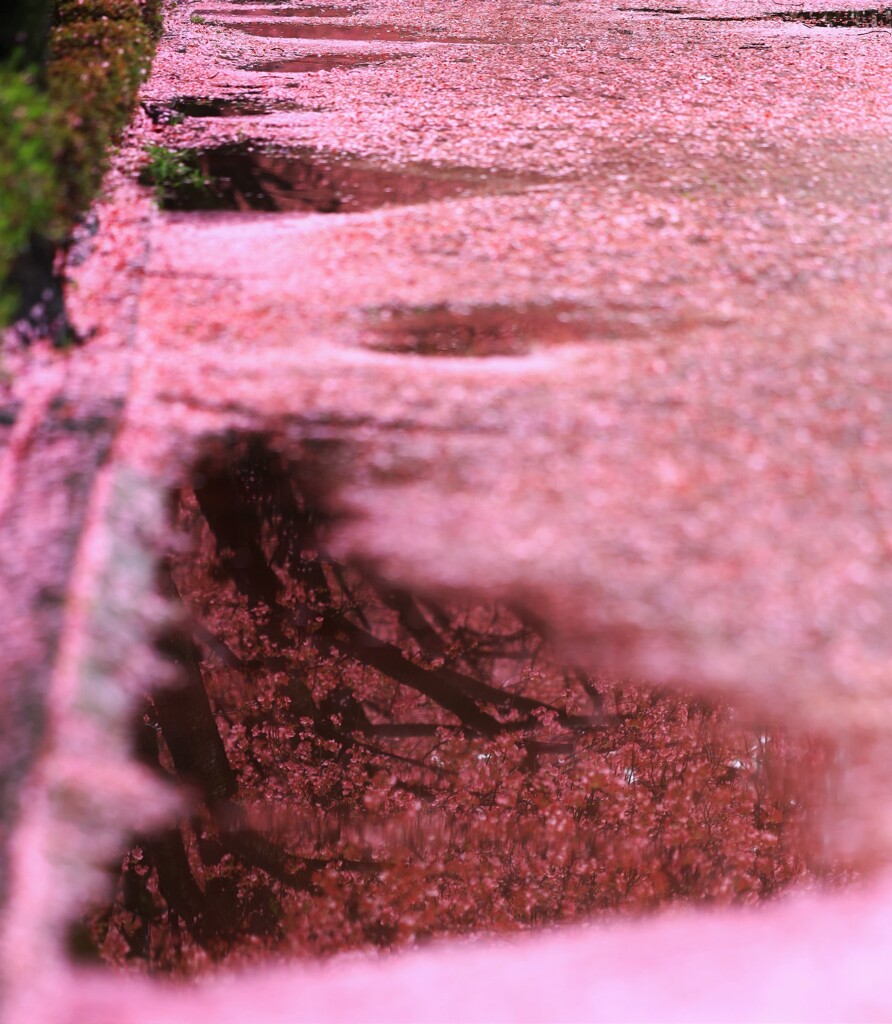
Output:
[
  {"xmin": 145, "ymin": 141, "xmax": 550, "ymax": 212},
  {"xmin": 5, "ymin": 0, "xmax": 892, "ymax": 1018}
]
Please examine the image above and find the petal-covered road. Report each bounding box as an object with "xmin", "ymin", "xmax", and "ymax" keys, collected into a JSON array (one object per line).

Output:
[{"xmin": 4, "ymin": 0, "xmax": 892, "ymax": 1018}]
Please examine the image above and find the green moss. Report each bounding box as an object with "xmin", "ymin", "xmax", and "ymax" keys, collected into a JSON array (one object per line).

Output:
[
  {"xmin": 0, "ymin": 68, "xmax": 63, "ymax": 321},
  {"xmin": 0, "ymin": 0, "xmax": 163, "ymax": 332},
  {"xmin": 48, "ymin": 0, "xmax": 159, "ymax": 221}
]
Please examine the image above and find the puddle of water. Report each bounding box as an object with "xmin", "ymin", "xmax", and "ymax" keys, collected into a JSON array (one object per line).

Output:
[
  {"xmin": 0, "ymin": 402, "xmax": 19, "ymax": 428},
  {"xmin": 362, "ymin": 299, "xmax": 724, "ymax": 356},
  {"xmin": 0, "ymin": 401, "xmax": 20, "ymax": 453},
  {"xmin": 682, "ymin": 14, "xmax": 757, "ymax": 21},
  {"xmin": 198, "ymin": 4, "xmax": 360, "ymax": 14},
  {"xmin": 363, "ymin": 301, "xmax": 615, "ymax": 357},
  {"xmin": 227, "ymin": 20, "xmax": 488, "ymax": 42},
  {"xmin": 70, "ymin": 438, "xmax": 848, "ymax": 971},
  {"xmin": 152, "ymin": 142, "xmax": 547, "ymax": 214},
  {"xmin": 684, "ymin": 8, "xmax": 890, "ymax": 25},
  {"xmin": 769, "ymin": 7, "xmax": 892, "ymax": 27},
  {"xmin": 249, "ymin": 52, "xmax": 409, "ymax": 73},
  {"xmin": 143, "ymin": 97, "xmax": 268, "ymax": 124}
]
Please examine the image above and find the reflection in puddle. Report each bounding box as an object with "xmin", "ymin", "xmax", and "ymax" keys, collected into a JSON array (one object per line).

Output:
[
  {"xmin": 227, "ymin": 20, "xmax": 487, "ymax": 42},
  {"xmin": 198, "ymin": 5, "xmax": 360, "ymax": 14},
  {"xmin": 249, "ymin": 52, "xmax": 409, "ymax": 73},
  {"xmin": 143, "ymin": 96, "xmax": 269, "ymax": 123},
  {"xmin": 363, "ymin": 300, "xmax": 725, "ymax": 356},
  {"xmin": 681, "ymin": 7, "xmax": 890, "ymax": 25},
  {"xmin": 769, "ymin": 7, "xmax": 892, "ymax": 27},
  {"xmin": 363, "ymin": 302, "xmax": 604, "ymax": 357},
  {"xmin": 151, "ymin": 143, "xmax": 547, "ymax": 214},
  {"xmin": 682, "ymin": 14, "xmax": 756, "ymax": 20},
  {"xmin": 74, "ymin": 439, "xmax": 847, "ymax": 971},
  {"xmin": 0, "ymin": 402, "xmax": 20, "ymax": 452}
]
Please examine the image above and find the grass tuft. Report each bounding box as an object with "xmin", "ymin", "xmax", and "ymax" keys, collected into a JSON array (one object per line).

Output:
[{"xmin": 140, "ymin": 145, "xmax": 209, "ymax": 206}]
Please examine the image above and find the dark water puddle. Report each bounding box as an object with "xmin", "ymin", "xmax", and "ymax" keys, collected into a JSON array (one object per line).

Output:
[
  {"xmin": 362, "ymin": 301, "xmax": 611, "ymax": 357},
  {"xmin": 769, "ymin": 7, "xmax": 892, "ymax": 27},
  {"xmin": 361, "ymin": 298, "xmax": 720, "ymax": 356},
  {"xmin": 684, "ymin": 7, "xmax": 890, "ymax": 25},
  {"xmin": 198, "ymin": 4, "xmax": 360, "ymax": 14},
  {"xmin": 249, "ymin": 52, "xmax": 409, "ymax": 73},
  {"xmin": 151, "ymin": 142, "xmax": 548, "ymax": 214},
  {"xmin": 69, "ymin": 437, "xmax": 847, "ymax": 971},
  {"xmin": 0, "ymin": 400, "xmax": 20, "ymax": 453},
  {"xmin": 682, "ymin": 14, "xmax": 758, "ymax": 21},
  {"xmin": 0, "ymin": 402, "xmax": 19, "ymax": 428},
  {"xmin": 227, "ymin": 20, "xmax": 488, "ymax": 42},
  {"xmin": 143, "ymin": 96, "xmax": 268, "ymax": 124}
]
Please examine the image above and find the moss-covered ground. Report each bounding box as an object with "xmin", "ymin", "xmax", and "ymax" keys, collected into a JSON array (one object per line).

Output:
[{"xmin": 0, "ymin": 0, "xmax": 163, "ymax": 331}]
